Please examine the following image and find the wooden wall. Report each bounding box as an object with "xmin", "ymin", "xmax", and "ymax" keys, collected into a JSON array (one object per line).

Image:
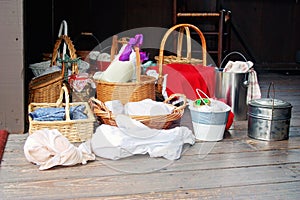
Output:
[
  {"xmin": 0, "ymin": 0, "xmax": 24, "ymax": 133},
  {"xmin": 222, "ymin": 0, "xmax": 300, "ymax": 70},
  {"xmin": 25, "ymin": 0, "xmax": 300, "ymax": 73}
]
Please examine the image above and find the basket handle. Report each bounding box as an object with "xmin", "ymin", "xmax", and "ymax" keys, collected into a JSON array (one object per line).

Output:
[
  {"xmin": 51, "ymin": 35, "xmax": 79, "ymax": 75},
  {"xmin": 55, "ymin": 84, "xmax": 71, "ymax": 121},
  {"xmin": 164, "ymin": 93, "xmax": 187, "ymax": 111},
  {"xmin": 157, "ymin": 24, "xmax": 207, "ymax": 94},
  {"xmin": 107, "ymin": 35, "xmax": 130, "ymax": 62},
  {"xmin": 158, "ymin": 23, "xmax": 207, "ymax": 77},
  {"xmin": 176, "ymin": 27, "xmax": 192, "ymax": 62},
  {"xmin": 57, "ymin": 20, "xmax": 68, "ymax": 60},
  {"xmin": 134, "ymin": 46, "xmax": 141, "ymax": 83},
  {"xmin": 110, "ymin": 35, "xmax": 119, "ymax": 62},
  {"xmin": 88, "ymin": 97, "xmax": 113, "ymax": 119}
]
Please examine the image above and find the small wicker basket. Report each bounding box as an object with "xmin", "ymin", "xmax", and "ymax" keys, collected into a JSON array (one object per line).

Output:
[
  {"xmin": 89, "ymin": 93, "xmax": 187, "ymax": 129},
  {"xmin": 28, "ymin": 84, "xmax": 95, "ymax": 143},
  {"xmin": 28, "ymin": 35, "xmax": 78, "ymax": 104},
  {"xmin": 95, "ymin": 47, "xmax": 157, "ymax": 104}
]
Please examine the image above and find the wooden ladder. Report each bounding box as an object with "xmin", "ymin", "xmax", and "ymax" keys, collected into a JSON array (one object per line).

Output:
[{"xmin": 173, "ymin": 1, "xmax": 231, "ymax": 66}]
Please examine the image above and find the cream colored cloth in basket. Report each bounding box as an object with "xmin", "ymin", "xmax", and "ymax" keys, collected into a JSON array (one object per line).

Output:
[
  {"xmin": 93, "ymin": 43, "xmax": 135, "ymax": 82},
  {"xmin": 24, "ymin": 129, "xmax": 95, "ymax": 170}
]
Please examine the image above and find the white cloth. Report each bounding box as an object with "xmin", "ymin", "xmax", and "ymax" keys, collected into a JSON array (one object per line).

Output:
[
  {"xmin": 94, "ymin": 60, "xmax": 134, "ymax": 82},
  {"xmin": 223, "ymin": 60, "xmax": 253, "ymax": 72},
  {"xmin": 124, "ymin": 99, "xmax": 174, "ymax": 116},
  {"xmin": 91, "ymin": 115, "xmax": 195, "ymax": 160},
  {"xmin": 247, "ymin": 68, "xmax": 261, "ymax": 103},
  {"xmin": 146, "ymin": 70, "xmax": 168, "ymax": 99},
  {"xmin": 191, "ymin": 99, "xmax": 231, "ymax": 112},
  {"xmin": 223, "ymin": 60, "xmax": 261, "ymax": 103},
  {"xmin": 104, "ymin": 100, "xmax": 124, "ymax": 115},
  {"xmin": 103, "ymin": 98, "xmax": 174, "ymax": 116},
  {"xmin": 24, "ymin": 129, "xmax": 95, "ymax": 170},
  {"xmin": 89, "ymin": 51, "xmax": 111, "ymax": 62}
]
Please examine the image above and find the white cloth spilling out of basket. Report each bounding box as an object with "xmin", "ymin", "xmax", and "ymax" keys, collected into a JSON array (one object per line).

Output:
[
  {"xmin": 91, "ymin": 115, "xmax": 195, "ymax": 160},
  {"xmin": 93, "ymin": 60, "xmax": 134, "ymax": 82},
  {"xmin": 93, "ymin": 44, "xmax": 136, "ymax": 83},
  {"xmin": 104, "ymin": 98, "xmax": 174, "ymax": 116},
  {"xmin": 24, "ymin": 129, "xmax": 95, "ymax": 170}
]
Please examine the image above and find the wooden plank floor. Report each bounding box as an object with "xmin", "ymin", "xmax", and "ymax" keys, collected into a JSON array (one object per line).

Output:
[{"xmin": 1, "ymin": 71, "xmax": 300, "ymax": 200}]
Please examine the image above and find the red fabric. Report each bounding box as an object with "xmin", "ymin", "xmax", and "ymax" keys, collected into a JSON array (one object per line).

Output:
[
  {"xmin": 0, "ymin": 130, "xmax": 9, "ymax": 164},
  {"xmin": 217, "ymin": 98, "xmax": 234, "ymax": 130},
  {"xmin": 147, "ymin": 63, "xmax": 216, "ymax": 100},
  {"xmin": 226, "ymin": 111, "xmax": 234, "ymax": 130},
  {"xmin": 146, "ymin": 64, "xmax": 234, "ymax": 129}
]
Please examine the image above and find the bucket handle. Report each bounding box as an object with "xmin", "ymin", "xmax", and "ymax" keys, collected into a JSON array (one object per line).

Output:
[
  {"xmin": 219, "ymin": 51, "xmax": 248, "ymax": 68},
  {"xmin": 267, "ymin": 82, "xmax": 276, "ymax": 115},
  {"xmin": 195, "ymin": 89, "xmax": 211, "ymax": 108},
  {"xmin": 219, "ymin": 51, "xmax": 250, "ymax": 87},
  {"xmin": 267, "ymin": 82, "xmax": 275, "ymax": 99},
  {"xmin": 195, "ymin": 89, "xmax": 226, "ymax": 122}
]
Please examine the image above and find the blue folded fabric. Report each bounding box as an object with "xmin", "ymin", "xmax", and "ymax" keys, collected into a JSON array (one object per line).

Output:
[{"xmin": 29, "ymin": 105, "xmax": 88, "ymax": 121}]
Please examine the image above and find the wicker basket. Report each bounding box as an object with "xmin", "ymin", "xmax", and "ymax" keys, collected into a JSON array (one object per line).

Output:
[
  {"xmin": 28, "ymin": 84, "xmax": 95, "ymax": 143},
  {"xmin": 89, "ymin": 93, "xmax": 187, "ymax": 129},
  {"xmin": 28, "ymin": 35, "xmax": 78, "ymax": 104},
  {"xmin": 155, "ymin": 23, "xmax": 207, "ymax": 98},
  {"xmin": 31, "ymin": 20, "xmax": 68, "ymax": 76},
  {"xmin": 95, "ymin": 47, "xmax": 157, "ymax": 104},
  {"xmin": 154, "ymin": 24, "xmax": 207, "ymax": 65}
]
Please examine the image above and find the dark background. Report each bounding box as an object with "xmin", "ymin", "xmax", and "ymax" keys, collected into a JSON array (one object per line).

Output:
[{"xmin": 24, "ymin": 0, "xmax": 300, "ymax": 76}]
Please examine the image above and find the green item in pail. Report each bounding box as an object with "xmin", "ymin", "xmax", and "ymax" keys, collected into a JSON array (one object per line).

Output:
[{"xmin": 193, "ymin": 98, "xmax": 210, "ymax": 108}]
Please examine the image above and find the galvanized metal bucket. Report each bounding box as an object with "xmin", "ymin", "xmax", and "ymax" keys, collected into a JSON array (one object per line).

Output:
[
  {"xmin": 215, "ymin": 52, "xmax": 249, "ymax": 120},
  {"xmin": 247, "ymin": 83, "xmax": 293, "ymax": 141}
]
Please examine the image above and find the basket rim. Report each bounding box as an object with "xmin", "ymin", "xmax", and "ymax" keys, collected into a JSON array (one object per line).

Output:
[
  {"xmin": 28, "ymin": 101, "xmax": 95, "ymax": 125},
  {"xmin": 89, "ymin": 95, "xmax": 186, "ymax": 128},
  {"xmin": 29, "ymin": 71, "xmax": 64, "ymax": 90}
]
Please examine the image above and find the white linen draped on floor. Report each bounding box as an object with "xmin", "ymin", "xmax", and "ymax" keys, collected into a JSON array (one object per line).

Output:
[{"xmin": 91, "ymin": 115, "xmax": 195, "ymax": 160}]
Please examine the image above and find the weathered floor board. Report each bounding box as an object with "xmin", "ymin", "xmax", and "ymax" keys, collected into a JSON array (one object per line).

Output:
[{"xmin": 1, "ymin": 71, "xmax": 300, "ymax": 199}]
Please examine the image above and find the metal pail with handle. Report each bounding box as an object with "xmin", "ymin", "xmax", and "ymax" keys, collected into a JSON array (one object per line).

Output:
[{"xmin": 215, "ymin": 51, "xmax": 250, "ymax": 121}]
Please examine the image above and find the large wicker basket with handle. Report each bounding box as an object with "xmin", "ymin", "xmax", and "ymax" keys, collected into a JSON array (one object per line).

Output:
[
  {"xmin": 155, "ymin": 23, "xmax": 207, "ymax": 99},
  {"xmin": 28, "ymin": 84, "xmax": 95, "ymax": 143},
  {"xmin": 28, "ymin": 35, "xmax": 78, "ymax": 103},
  {"xmin": 95, "ymin": 47, "xmax": 157, "ymax": 104},
  {"xmin": 154, "ymin": 24, "xmax": 206, "ymax": 65},
  {"xmin": 89, "ymin": 93, "xmax": 187, "ymax": 129}
]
